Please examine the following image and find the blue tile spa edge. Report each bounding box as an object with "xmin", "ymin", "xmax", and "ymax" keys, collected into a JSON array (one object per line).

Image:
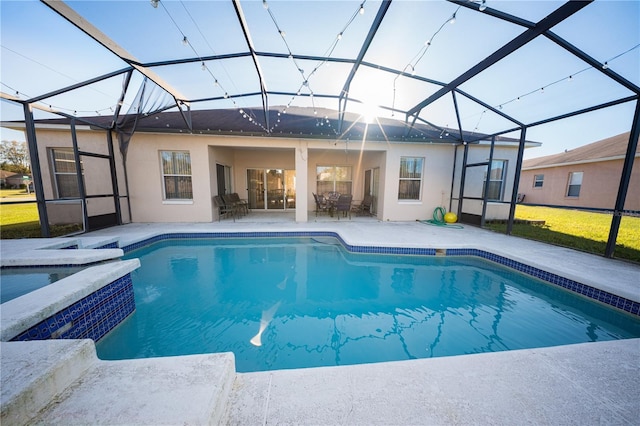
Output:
[
  {"xmin": 11, "ymin": 274, "xmax": 135, "ymax": 343},
  {"xmin": 121, "ymin": 232, "xmax": 639, "ymax": 317}
]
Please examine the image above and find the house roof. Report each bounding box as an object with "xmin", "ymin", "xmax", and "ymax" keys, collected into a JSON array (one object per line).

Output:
[
  {"xmin": 19, "ymin": 106, "xmax": 536, "ymax": 146},
  {"xmin": 522, "ymin": 132, "xmax": 640, "ymax": 169},
  {"xmin": 0, "ymin": 170, "xmax": 18, "ymax": 179}
]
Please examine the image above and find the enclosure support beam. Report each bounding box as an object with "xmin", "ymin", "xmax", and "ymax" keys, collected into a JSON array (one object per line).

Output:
[
  {"xmin": 338, "ymin": 0, "xmax": 392, "ymax": 133},
  {"xmin": 451, "ymin": 91, "xmax": 465, "ymax": 142},
  {"xmin": 112, "ymin": 70, "xmax": 134, "ymax": 129},
  {"xmin": 545, "ymin": 31, "xmax": 640, "ymax": 96},
  {"xmin": 605, "ymin": 100, "xmax": 640, "ymax": 257},
  {"xmin": 481, "ymin": 137, "xmax": 496, "ymax": 228},
  {"xmin": 406, "ymin": 1, "xmax": 590, "ymax": 120},
  {"xmin": 70, "ymin": 120, "xmax": 89, "ymax": 231},
  {"xmin": 507, "ymin": 127, "xmax": 527, "ymax": 235},
  {"xmin": 26, "ymin": 67, "xmax": 132, "ymax": 104},
  {"xmin": 41, "ymin": 0, "xmax": 188, "ymax": 107},
  {"xmin": 23, "ymin": 103, "xmax": 50, "ymax": 237},
  {"xmin": 233, "ymin": 0, "xmax": 270, "ymax": 131},
  {"xmin": 456, "ymin": 142, "xmax": 469, "ymax": 218},
  {"xmin": 449, "ymin": 145, "xmax": 458, "ymax": 213},
  {"xmin": 106, "ymin": 130, "xmax": 123, "ymax": 225}
]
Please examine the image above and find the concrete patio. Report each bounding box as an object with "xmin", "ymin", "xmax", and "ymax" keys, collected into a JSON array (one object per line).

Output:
[{"xmin": 1, "ymin": 218, "xmax": 639, "ymax": 425}]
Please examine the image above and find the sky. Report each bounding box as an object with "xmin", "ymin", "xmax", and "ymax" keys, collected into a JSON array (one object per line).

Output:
[{"xmin": 1, "ymin": 0, "xmax": 638, "ymax": 159}]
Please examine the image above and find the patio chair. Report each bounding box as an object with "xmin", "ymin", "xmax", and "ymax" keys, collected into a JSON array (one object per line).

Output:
[
  {"xmin": 353, "ymin": 194, "xmax": 372, "ymax": 216},
  {"xmin": 230, "ymin": 192, "xmax": 249, "ymax": 214},
  {"xmin": 213, "ymin": 195, "xmax": 235, "ymax": 221},
  {"xmin": 335, "ymin": 194, "xmax": 353, "ymax": 220},
  {"xmin": 313, "ymin": 193, "xmax": 330, "ymax": 216}
]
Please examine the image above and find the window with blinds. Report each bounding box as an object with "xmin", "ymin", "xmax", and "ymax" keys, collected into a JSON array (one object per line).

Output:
[
  {"xmin": 484, "ymin": 160, "xmax": 507, "ymax": 201},
  {"xmin": 161, "ymin": 151, "xmax": 193, "ymax": 200},
  {"xmin": 50, "ymin": 149, "xmax": 81, "ymax": 198},
  {"xmin": 534, "ymin": 174, "xmax": 544, "ymax": 188},
  {"xmin": 316, "ymin": 165, "xmax": 352, "ymax": 195},
  {"xmin": 398, "ymin": 157, "xmax": 423, "ymax": 200},
  {"xmin": 566, "ymin": 171, "xmax": 583, "ymax": 197}
]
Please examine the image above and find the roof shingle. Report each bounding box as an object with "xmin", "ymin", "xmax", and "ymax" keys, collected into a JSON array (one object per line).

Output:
[{"xmin": 522, "ymin": 132, "xmax": 639, "ymax": 169}]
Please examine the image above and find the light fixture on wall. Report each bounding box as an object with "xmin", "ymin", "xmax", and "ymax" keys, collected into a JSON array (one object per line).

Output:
[{"xmin": 150, "ymin": 0, "xmax": 159, "ymax": 8}]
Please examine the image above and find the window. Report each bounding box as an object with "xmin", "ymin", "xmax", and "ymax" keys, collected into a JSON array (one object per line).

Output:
[
  {"xmin": 484, "ymin": 160, "xmax": 507, "ymax": 201},
  {"xmin": 398, "ymin": 157, "xmax": 423, "ymax": 200},
  {"xmin": 50, "ymin": 148, "xmax": 81, "ymax": 198},
  {"xmin": 316, "ymin": 166, "xmax": 352, "ymax": 195},
  {"xmin": 567, "ymin": 171, "xmax": 583, "ymax": 197},
  {"xmin": 533, "ymin": 174, "xmax": 544, "ymax": 188},
  {"xmin": 161, "ymin": 151, "xmax": 192, "ymax": 200}
]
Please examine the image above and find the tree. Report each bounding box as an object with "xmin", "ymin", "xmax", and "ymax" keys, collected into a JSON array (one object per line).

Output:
[{"xmin": 0, "ymin": 140, "xmax": 31, "ymax": 174}]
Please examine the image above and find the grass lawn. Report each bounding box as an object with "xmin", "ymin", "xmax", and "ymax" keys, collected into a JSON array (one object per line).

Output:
[
  {"xmin": 486, "ymin": 205, "xmax": 640, "ymax": 263},
  {"xmin": 0, "ymin": 199, "xmax": 82, "ymax": 239},
  {"xmin": 0, "ymin": 188, "xmax": 34, "ymax": 199}
]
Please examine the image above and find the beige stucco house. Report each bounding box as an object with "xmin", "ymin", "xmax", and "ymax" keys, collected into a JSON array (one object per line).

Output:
[
  {"xmin": 518, "ymin": 132, "xmax": 640, "ymax": 211},
  {"xmin": 11, "ymin": 107, "xmax": 540, "ymax": 230}
]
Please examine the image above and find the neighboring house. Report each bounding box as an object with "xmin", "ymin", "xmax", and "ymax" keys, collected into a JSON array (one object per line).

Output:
[
  {"xmin": 519, "ymin": 132, "xmax": 640, "ymax": 211},
  {"xmin": 0, "ymin": 170, "xmax": 30, "ymax": 189},
  {"xmin": 5, "ymin": 107, "xmax": 540, "ymax": 228},
  {"xmin": 0, "ymin": 170, "xmax": 17, "ymax": 188}
]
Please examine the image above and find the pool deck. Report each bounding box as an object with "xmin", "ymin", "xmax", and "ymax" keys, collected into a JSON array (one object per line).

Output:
[{"xmin": 1, "ymin": 216, "xmax": 639, "ymax": 424}]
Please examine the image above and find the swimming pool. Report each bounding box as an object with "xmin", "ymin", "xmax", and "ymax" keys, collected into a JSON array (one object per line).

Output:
[{"xmin": 96, "ymin": 236, "xmax": 640, "ymax": 372}]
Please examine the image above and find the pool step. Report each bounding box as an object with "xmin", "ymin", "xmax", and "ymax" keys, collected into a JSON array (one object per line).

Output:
[
  {"xmin": 1, "ymin": 340, "xmax": 97, "ymax": 425},
  {"xmin": 1, "ymin": 339, "xmax": 236, "ymax": 425}
]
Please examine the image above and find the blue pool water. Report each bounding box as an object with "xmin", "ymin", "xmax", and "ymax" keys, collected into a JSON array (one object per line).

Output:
[
  {"xmin": 0, "ymin": 266, "xmax": 86, "ymax": 303},
  {"xmin": 96, "ymin": 237, "xmax": 640, "ymax": 372}
]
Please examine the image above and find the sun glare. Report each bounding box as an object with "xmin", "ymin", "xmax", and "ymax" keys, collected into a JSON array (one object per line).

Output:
[{"xmin": 358, "ymin": 103, "xmax": 380, "ymax": 124}]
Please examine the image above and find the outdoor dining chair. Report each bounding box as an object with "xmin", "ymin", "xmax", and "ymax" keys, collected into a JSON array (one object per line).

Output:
[
  {"xmin": 335, "ymin": 194, "xmax": 353, "ymax": 219},
  {"xmin": 313, "ymin": 193, "xmax": 330, "ymax": 216}
]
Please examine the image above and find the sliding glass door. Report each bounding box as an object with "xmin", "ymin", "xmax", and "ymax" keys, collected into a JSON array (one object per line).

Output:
[{"xmin": 247, "ymin": 169, "xmax": 295, "ymax": 210}]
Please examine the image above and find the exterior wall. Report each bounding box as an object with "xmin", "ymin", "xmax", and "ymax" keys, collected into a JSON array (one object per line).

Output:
[
  {"xmin": 519, "ymin": 157, "xmax": 640, "ymax": 211},
  {"xmin": 126, "ymin": 133, "xmax": 214, "ymax": 222},
  {"xmin": 382, "ymin": 143, "xmax": 454, "ymax": 221},
  {"xmin": 33, "ymin": 127, "xmax": 527, "ymax": 223}
]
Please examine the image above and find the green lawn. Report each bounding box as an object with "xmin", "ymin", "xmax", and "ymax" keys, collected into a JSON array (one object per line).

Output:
[
  {"xmin": 486, "ymin": 205, "xmax": 640, "ymax": 263},
  {"xmin": 0, "ymin": 188, "xmax": 34, "ymax": 199},
  {"xmin": 0, "ymin": 198, "xmax": 81, "ymax": 238}
]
